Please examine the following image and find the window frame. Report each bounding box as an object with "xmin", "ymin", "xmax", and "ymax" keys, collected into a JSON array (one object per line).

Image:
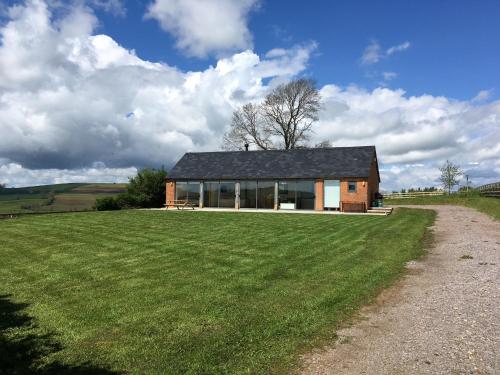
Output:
[
  {"xmin": 347, "ymin": 181, "xmax": 357, "ymax": 193},
  {"xmin": 176, "ymin": 181, "xmax": 200, "ymax": 203},
  {"xmin": 278, "ymin": 179, "xmax": 315, "ymax": 210}
]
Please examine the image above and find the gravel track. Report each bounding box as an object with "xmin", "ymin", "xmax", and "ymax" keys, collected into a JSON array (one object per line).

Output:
[{"xmin": 301, "ymin": 205, "xmax": 499, "ymax": 375}]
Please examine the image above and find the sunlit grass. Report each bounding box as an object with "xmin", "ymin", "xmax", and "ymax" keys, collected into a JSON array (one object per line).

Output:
[
  {"xmin": 0, "ymin": 209, "xmax": 435, "ymax": 373},
  {"xmin": 385, "ymin": 191, "xmax": 500, "ymax": 221}
]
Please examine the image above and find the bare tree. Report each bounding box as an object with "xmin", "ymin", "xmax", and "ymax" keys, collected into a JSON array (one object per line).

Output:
[
  {"xmin": 223, "ymin": 79, "xmax": 321, "ymax": 150},
  {"xmin": 222, "ymin": 103, "xmax": 272, "ymax": 150},
  {"xmin": 439, "ymin": 160, "xmax": 463, "ymax": 194}
]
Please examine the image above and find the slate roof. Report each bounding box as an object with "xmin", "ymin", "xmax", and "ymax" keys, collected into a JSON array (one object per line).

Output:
[{"xmin": 168, "ymin": 146, "xmax": 379, "ymax": 181}]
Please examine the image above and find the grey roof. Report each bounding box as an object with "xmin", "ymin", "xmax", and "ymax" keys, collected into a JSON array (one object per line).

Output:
[{"xmin": 169, "ymin": 146, "xmax": 378, "ymax": 181}]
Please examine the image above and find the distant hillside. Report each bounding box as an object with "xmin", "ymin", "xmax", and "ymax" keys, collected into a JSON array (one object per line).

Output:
[
  {"xmin": 0, "ymin": 183, "xmax": 86, "ymax": 195},
  {"xmin": 0, "ymin": 183, "xmax": 127, "ymax": 214}
]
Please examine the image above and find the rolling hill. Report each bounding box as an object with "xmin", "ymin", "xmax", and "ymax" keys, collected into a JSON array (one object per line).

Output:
[{"xmin": 0, "ymin": 183, "xmax": 127, "ymax": 214}]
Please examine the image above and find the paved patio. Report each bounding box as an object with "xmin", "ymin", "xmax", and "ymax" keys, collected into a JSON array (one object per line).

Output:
[{"xmin": 158, "ymin": 207, "xmax": 391, "ymax": 216}]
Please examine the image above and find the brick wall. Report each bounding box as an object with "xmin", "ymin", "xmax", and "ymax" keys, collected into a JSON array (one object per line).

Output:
[
  {"xmin": 315, "ymin": 179, "xmax": 324, "ymax": 211},
  {"xmin": 165, "ymin": 181, "xmax": 175, "ymax": 208},
  {"xmin": 339, "ymin": 156, "xmax": 379, "ymax": 211},
  {"xmin": 367, "ymin": 156, "xmax": 380, "ymax": 205},
  {"xmin": 340, "ymin": 179, "xmax": 368, "ymax": 211}
]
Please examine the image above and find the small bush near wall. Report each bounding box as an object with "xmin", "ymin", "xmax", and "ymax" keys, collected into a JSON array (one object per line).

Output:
[
  {"xmin": 94, "ymin": 168, "xmax": 167, "ymax": 211},
  {"xmin": 94, "ymin": 196, "xmax": 121, "ymax": 211}
]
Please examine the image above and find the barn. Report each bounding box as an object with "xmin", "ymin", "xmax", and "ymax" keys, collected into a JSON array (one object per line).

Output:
[{"xmin": 166, "ymin": 146, "xmax": 380, "ymax": 212}]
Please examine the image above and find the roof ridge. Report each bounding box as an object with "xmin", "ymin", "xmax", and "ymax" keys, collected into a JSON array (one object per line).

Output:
[{"xmin": 184, "ymin": 145, "xmax": 375, "ymax": 155}]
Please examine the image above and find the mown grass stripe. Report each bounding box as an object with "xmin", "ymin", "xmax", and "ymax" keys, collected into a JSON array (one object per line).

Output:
[{"xmin": 0, "ymin": 208, "xmax": 435, "ymax": 374}]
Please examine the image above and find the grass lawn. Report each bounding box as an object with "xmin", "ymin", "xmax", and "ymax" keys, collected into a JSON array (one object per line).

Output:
[
  {"xmin": 385, "ymin": 192, "xmax": 500, "ymax": 221},
  {"xmin": 0, "ymin": 209, "xmax": 435, "ymax": 374}
]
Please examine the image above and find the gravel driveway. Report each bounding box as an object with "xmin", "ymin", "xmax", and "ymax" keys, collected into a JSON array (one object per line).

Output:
[{"xmin": 301, "ymin": 205, "xmax": 499, "ymax": 375}]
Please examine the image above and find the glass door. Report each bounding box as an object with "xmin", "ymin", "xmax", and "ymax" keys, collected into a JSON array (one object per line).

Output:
[
  {"xmin": 203, "ymin": 182, "xmax": 219, "ymax": 207},
  {"xmin": 257, "ymin": 181, "xmax": 275, "ymax": 209},
  {"xmin": 240, "ymin": 181, "xmax": 257, "ymax": 208},
  {"xmin": 219, "ymin": 181, "xmax": 235, "ymax": 208}
]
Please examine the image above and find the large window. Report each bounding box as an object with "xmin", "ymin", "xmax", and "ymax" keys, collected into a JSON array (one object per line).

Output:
[
  {"xmin": 203, "ymin": 182, "xmax": 219, "ymax": 208},
  {"xmin": 296, "ymin": 180, "xmax": 315, "ymax": 209},
  {"xmin": 219, "ymin": 181, "xmax": 235, "ymax": 208},
  {"xmin": 278, "ymin": 180, "xmax": 315, "ymax": 210},
  {"xmin": 202, "ymin": 181, "xmax": 235, "ymax": 208},
  {"xmin": 257, "ymin": 181, "xmax": 275, "ymax": 209},
  {"xmin": 240, "ymin": 181, "xmax": 257, "ymax": 208},
  {"xmin": 176, "ymin": 181, "xmax": 200, "ymax": 204},
  {"xmin": 175, "ymin": 182, "xmax": 189, "ymax": 201},
  {"xmin": 278, "ymin": 181, "xmax": 296, "ymax": 204}
]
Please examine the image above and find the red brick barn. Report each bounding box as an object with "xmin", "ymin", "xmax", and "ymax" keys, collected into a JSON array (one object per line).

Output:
[{"xmin": 166, "ymin": 146, "xmax": 380, "ymax": 212}]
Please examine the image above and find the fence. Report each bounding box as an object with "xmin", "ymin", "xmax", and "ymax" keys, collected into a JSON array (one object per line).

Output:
[
  {"xmin": 478, "ymin": 182, "xmax": 500, "ymax": 197},
  {"xmin": 383, "ymin": 191, "xmax": 445, "ymax": 199}
]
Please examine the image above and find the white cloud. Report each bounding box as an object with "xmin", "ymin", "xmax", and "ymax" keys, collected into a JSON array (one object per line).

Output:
[
  {"xmin": 314, "ymin": 85, "xmax": 500, "ymax": 190},
  {"xmin": 0, "ymin": 162, "xmax": 136, "ymax": 187},
  {"xmin": 361, "ymin": 40, "xmax": 410, "ymax": 65},
  {"xmin": 145, "ymin": 0, "xmax": 258, "ymax": 58},
  {"xmin": 0, "ymin": 1, "xmax": 499, "ymax": 191},
  {"xmin": 382, "ymin": 71, "xmax": 398, "ymax": 81},
  {"xmin": 88, "ymin": 0, "xmax": 126, "ymax": 17},
  {"xmin": 471, "ymin": 89, "xmax": 492, "ymax": 103},
  {"xmin": 386, "ymin": 41, "xmax": 410, "ymax": 55},
  {"xmin": 0, "ymin": 0, "xmax": 313, "ymax": 183},
  {"xmin": 380, "ymin": 164, "xmax": 442, "ymax": 192},
  {"xmin": 360, "ymin": 40, "xmax": 382, "ymax": 65}
]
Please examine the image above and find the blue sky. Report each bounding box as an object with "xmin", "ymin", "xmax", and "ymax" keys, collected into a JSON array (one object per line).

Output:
[
  {"xmin": 0, "ymin": 0, "xmax": 499, "ymax": 189},
  {"xmin": 90, "ymin": 0, "xmax": 500, "ymax": 100}
]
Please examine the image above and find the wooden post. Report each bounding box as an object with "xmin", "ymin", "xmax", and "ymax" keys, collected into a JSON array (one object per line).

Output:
[
  {"xmin": 199, "ymin": 182, "xmax": 204, "ymax": 208},
  {"xmin": 274, "ymin": 181, "xmax": 279, "ymax": 210}
]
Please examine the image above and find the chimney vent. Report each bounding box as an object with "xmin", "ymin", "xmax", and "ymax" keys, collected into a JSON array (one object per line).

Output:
[{"xmin": 244, "ymin": 143, "xmax": 249, "ymax": 151}]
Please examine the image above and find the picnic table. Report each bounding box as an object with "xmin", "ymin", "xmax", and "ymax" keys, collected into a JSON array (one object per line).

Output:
[{"xmin": 165, "ymin": 200, "xmax": 196, "ymax": 210}]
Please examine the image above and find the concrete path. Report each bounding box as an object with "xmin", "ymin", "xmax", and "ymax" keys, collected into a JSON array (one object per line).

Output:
[{"xmin": 301, "ymin": 205, "xmax": 500, "ymax": 375}]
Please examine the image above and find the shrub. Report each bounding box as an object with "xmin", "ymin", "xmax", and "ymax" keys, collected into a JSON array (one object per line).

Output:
[
  {"xmin": 115, "ymin": 193, "xmax": 139, "ymax": 208},
  {"xmin": 94, "ymin": 168, "xmax": 167, "ymax": 210},
  {"xmin": 126, "ymin": 167, "xmax": 167, "ymax": 208},
  {"xmin": 94, "ymin": 196, "xmax": 121, "ymax": 211}
]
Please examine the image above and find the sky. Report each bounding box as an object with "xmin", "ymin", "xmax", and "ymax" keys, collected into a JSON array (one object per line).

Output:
[{"xmin": 0, "ymin": 0, "xmax": 499, "ymax": 191}]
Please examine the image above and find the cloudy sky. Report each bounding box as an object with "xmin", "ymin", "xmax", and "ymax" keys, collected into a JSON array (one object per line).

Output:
[{"xmin": 0, "ymin": 0, "xmax": 499, "ymax": 190}]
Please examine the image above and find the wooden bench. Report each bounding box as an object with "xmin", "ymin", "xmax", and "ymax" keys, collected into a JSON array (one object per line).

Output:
[
  {"xmin": 341, "ymin": 201, "xmax": 367, "ymax": 213},
  {"xmin": 164, "ymin": 200, "xmax": 196, "ymax": 210}
]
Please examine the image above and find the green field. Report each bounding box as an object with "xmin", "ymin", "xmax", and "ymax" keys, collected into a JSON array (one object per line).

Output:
[
  {"xmin": 0, "ymin": 183, "xmax": 127, "ymax": 214},
  {"xmin": 385, "ymin": 191, "xmax": 500, "ymax": 221},
  {"xmin": 0, "ymin": 209, "xmax": 435, "ymax": 374}
]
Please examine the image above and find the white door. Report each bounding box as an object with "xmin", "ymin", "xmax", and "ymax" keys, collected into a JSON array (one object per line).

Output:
[{"xmin": 324, "ymin": 180, "xmax": 340, "ymax": 208}]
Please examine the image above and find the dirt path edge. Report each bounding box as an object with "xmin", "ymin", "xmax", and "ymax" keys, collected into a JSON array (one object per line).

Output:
[{"xmin": 300, "ymin": 205, "xmax": 500, "ymax": 375}]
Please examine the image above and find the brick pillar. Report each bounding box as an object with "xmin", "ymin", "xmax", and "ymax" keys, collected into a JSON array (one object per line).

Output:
[
  {"xmin": 166, "ymin": 181, "xmax": 175, "ymax": 208},
  {"xmin": 315, "ymin": 179, "xmax": 324, "ymax": 211}
]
